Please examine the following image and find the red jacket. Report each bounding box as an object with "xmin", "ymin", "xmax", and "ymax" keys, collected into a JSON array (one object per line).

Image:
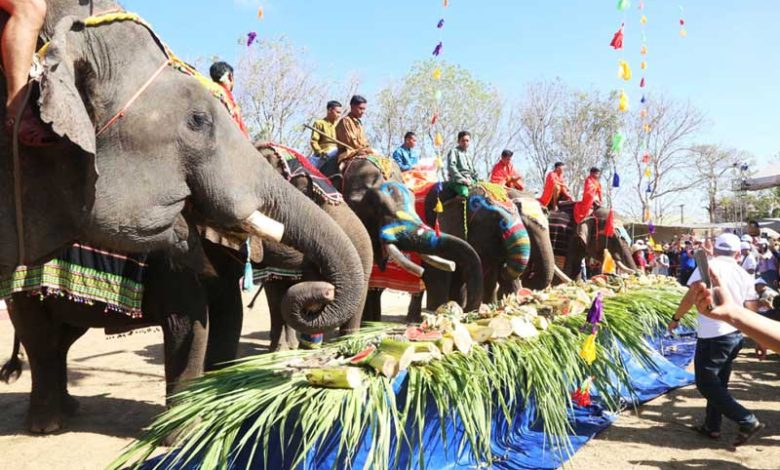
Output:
[
  {"xmin": 573, "ymin": 175, "xmax": 603, "ymax": 223},
  {"xmin": 489, "ymin": 160, "xmax": 524, "ymax": 190},
  {"xmin": 538, "ymin": 170, "xmax": 572, "ymax": 206}
]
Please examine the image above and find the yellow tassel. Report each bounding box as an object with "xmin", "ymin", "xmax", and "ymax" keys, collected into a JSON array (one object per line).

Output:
[
  {"xmin": 434, "ymin": 199, "xmax": 444, "ymax": 213},
  {"xmin": 679, "ymin": 27, "xmax": 687, "ymax": 38},
  {"xmin": 643, "ymin": 123, "xmax": 652, "ymax": 133},
  {"xmin": 640, "ymin": 45, "xmax": 648, "ymax": 55},
  {"xmin": 432, "ymin": 67, "xmax": 442, "ymax": 80},
  {"xmin": 602, "ymin": 249, "xmax": 616, "ymax": 275},
  {"xmin": 434, "ymin": 133, "xmax": 443, "ymax": 148},
  {"xmin": 435, "ymin": 156, "xmax": 444, "ymax": 169},
  {"xmin": 644, "ymin": 167, "xmax": 652, "ymax": 178},
  {"xmin": 580, "ymin": 333, "xmax": 597, "ymax": 365},
  {"xmin": 617, "ymin": 60, "xmax": 632, "ymax": 81},
  {"xmin": 641, "ymin": 60, "xmax": 647, "ymax": 70},
  {"xmin": 618, "ymin": 90, "xmax": 629, "ymax": 112},
  {"xmin": 640, "ymin": 15, "xmax": 647, "ymax": 25}
]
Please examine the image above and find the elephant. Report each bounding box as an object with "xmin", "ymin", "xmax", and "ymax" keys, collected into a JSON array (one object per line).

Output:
[
  {"xmin": 2, "ymin": 5, "xmax": 367, "ymax": 434},
  {"xmin": 248, "ymin": 143, "xmax": 373, "ymax": 352},
  {"xmin": 410, "ymin": 185, "xmax": 532, "ymax": 309},
  {"xmin": 547, "ymin": 204, "xmax": 638, "ymax": 280},
  {"xmin": 0, "ymin": 1, "xmax": 285, "ymax": 276},
  {"xmin": 322, "ymin": 157, "xmax": 485, "ymax": 321}
]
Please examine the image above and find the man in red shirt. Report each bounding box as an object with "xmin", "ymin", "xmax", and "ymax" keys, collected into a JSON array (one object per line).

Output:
[
  {"xmin": 573, "ymin": 167, "xmax": 603, "ymax": 224},
  {"xmin": 489, "ymin": 149, "xmax": 524, "ymax": 190},
  {"xmin": 538, "ymin": 162, "xmax": 573, "ymax": 210}
]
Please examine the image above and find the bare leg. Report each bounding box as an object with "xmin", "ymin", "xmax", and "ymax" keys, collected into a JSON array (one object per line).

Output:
[{"xmin": 1, "ymin": 0, "xmax": 46, "ymax": 115}]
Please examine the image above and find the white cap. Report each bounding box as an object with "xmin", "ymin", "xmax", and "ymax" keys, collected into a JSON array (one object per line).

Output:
[
  {"xmin": 714, "ymin": 233, "xmax": 741, "ymax": 253},
  {"xmin": 740, "ymin": 241, "xmax": 751, "ymax": 250},
  {"xmin": 756, "ymin": 278, "xmax": 768, "ymax": 286},
  {"xmin": 741, "ymin": 234, "xmax": 752, "ymax": 242},
  {"xmin": 758, "ymin": 239, "xmax": 768, "ymax": 246}
]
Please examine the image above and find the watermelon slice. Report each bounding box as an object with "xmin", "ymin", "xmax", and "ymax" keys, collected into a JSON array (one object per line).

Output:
[
  {"xmin": 348, "ymin": 345, "xmax": 377, "ymax": 365},
  {"xmin": 404, "ymin": 326, "xmax": 443, "ymax": 341}
]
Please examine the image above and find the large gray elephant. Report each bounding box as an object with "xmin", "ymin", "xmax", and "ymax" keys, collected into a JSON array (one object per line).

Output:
[
  {"xmin": 2, "ymin": 4, "xmax": 366, "ymax": 434},
  {"xmin": 547, "ymin": 204, "xmax": 638, "ymax": 279},
  {"xmin": 323, "ymin": 158, "xmax": 485, "ymax": 320},
  {"xmin": 1, "ymin": 1, "xmax": 277, "ymax": 275}
]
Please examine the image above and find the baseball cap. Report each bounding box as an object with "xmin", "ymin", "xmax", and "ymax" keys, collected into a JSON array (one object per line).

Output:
[
  {"xmin": 740, "ymin": 241, "xmax": 751, "ymax": 250},
  {"xmin": 758, "ymin": 239, "xmax": 769, "ymax": 246},
  {"xmin": 741, "ymin": 234, "xmax": 753, "ymax": 242},
  {"xmin": 714, "ymin": 233, "xmax": 740, "ymax": 253},
  {"xmin": 755, "ymin": 278, "xmax": 768, "ymax": 286}
]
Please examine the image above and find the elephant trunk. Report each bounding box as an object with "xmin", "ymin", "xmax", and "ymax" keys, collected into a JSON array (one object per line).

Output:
[
  {"xmin": 500, "ymin": 214, "xmax": 532, "ymax": 282},
  {"xmin": 256, "ymin": 175, "xmax": 365, "ymax": 334},
  {"xmin": 396, "ymin": 233, "xmax": 484, "ymax": 313},
  {"xmin": 519, "ymin": 215, "xmax": 555, "ymax": 290}
]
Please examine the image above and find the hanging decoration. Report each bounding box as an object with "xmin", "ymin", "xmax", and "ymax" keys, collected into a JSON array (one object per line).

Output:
[
  {"xmin": 246, "ymin": 31, "xmax": 258, "ymax": 47},
  {"xmin": 429, "ymin": 0, "xmax": 451, "ymax": 228},
  {"xmin": 649, "ymin": 220, "xmax": 656, "ymax": 234},
  {"xmin": 612, "ymin": 171, "xmax": 620, "ymax": 188},
  {"xmin": 610, "ymin": 24, "xmax": 625, "ymax": 50},
  {"xmin": 572, "ymin": 377, "xmax": 594, "ymax": 407},
  {"xmin": 437, "ymin": 19, "xmax": 445, "ymax": 28},
  {"xmin": 679, "ymin": 5, "xmax": 687, "ymax": 37},
  {"xmin": 616, "ymin": 0, "xmax": 631, "ymax": 11},
  {"xmin": 618, "ymin": 60, "xmax": 632, "ymax": 81},
  {"xmin": 432, "ymin": 42, "xmax": 443, "ymax": 56},
  {"xmin": 618, "ymin": 89, "xmax": 629, "ymax": 112},
  {"xmin": 579, "ymin": 293, "xmax": 604, "ymax": 365},
  {"xmin": 257, "ymin": 7, "xmax": 264, "ymax": 20},
  {"xmin": 611, "ymin": 132, "xmax": 625, "ymax": 153}
]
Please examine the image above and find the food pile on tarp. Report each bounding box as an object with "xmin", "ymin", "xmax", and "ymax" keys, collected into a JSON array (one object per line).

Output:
[{"xmin": 110, "ymin": 274, "xmax": 692, "ymax": 470}]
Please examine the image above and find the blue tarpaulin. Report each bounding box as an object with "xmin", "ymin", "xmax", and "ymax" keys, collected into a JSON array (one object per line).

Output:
[{"xmin": 142, "ymin": 333, "xmax": 696, "ymax": 470}]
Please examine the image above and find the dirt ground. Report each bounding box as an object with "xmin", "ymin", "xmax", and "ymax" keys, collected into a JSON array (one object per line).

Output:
[{"xmin": 1, "ymin": 292, "xmax": 779, "ymax": 470}]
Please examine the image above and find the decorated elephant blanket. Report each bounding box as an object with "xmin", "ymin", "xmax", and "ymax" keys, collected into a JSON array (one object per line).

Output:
[
  {"xmin": 548, "ymin": 203, "xmax": 578, "ymax": 269},
  {"xmin": 0, "ymin": 243, "xmax": 147, "ymax": 317},
  {"xmin": 368, "ymin": 256, "xmax": 425, "ymax": 294},
  {"xmin": 260, "ymin": 144, "xmax": 343, "ymax": 206}
]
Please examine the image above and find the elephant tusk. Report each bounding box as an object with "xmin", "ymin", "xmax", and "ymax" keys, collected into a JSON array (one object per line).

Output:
[
  {"xmin": 553, "ymin": 266, "xmax": 573, "ymax": 283},
  {"xmin": 241, "ymin": 211, "xmax": 285, "ymax": 243},
  {"xmin": 616, "ymin": 260, "xmax": 638, "ymax": 275},
  {"xmin": 386, "ymin": 244, "xmax": 424, "ymax": 278},
  {"xmin": 421, "ymin": 254, "xmax": 456, "ymax": 272}
]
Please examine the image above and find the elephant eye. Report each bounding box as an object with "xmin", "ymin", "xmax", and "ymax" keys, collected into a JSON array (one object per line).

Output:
[{"xmin": 187, "ymin": 111, "xmax": 212, "ymax": 131}]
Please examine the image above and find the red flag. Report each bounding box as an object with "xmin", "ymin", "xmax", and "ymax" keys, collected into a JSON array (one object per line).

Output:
[
  {"xmin": 604, "ymin": 210, "xmax": 616, "ymax": 237},
  {"xmin": 610, "ymin": 24, "xmax": 624, "ymax": 50}
]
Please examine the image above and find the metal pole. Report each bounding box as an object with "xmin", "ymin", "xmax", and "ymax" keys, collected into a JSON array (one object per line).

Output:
[{"xmin": 679, "ymin": 204, "xmax": 684, "ymax": 224}]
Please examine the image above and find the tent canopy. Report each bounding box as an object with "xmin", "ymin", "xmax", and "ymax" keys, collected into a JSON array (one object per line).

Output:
[{"xmin": 742, "ymin": 163, "xmax": 780, "ymax": 191}]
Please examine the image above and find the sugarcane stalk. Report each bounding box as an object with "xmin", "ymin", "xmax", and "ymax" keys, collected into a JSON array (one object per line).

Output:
[
  {"xmin": 367, "ymin": 352, "xmax": 400, "ymax": 378},
  {"xmin": 411, "ymin": 342, "xmax": 442, "ymax": 364},
  {"xmin": 305, "ymin": 367, "xmax": 364, "ymax": 389},
  {"xmin": 378, "ymin": 338, "xmax": 416, "ymax": 371}
]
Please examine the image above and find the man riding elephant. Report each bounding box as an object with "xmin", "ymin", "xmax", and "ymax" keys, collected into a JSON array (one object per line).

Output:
[
  {"xmin": 1, "ymin": 0, "xmax": 58, "ymax": 145},
  {"xmin": 444, "ymin": 130, "xmax": 478, "ymax": 199}
]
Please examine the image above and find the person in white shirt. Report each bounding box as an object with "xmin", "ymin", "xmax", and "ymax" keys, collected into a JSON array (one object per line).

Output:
[
  {"xmin": 740, "ymin": 241, "xmax": 758, "ymax": 275},
  {"xmin": 668, "ymin": 233, "xmax": 763, "ymax": 446}
]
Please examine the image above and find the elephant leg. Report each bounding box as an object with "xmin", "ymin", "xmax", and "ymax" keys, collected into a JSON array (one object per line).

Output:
[
  {"xmin": 267, "ymin": 282, "xmax": 298, "ymax": 352},
  {"xmin": 161, "ymin": 311, "xmax": 208, "ymax": 398},
  {"xmin": 205, "ymin": 276, "xmax": 243, "ymax": 371},
  {"xmin": 407, "ymin": 293, "xmax": 423, "ymax": 323},
  {"xmin": 424, "ymin": 269, "xmax": 452, "ymax": 312},
  {"xmin": 363, "ymin": 289, "xmax": 382, "ymax": 323},
  {"xmin": 9, "ymin": 295, "xmax": 66, "ymax": 433},
  {"xmin": 57, "ymin": 323, "xmax": 87, "ymax": 416},
  {"xmin": 482, "ymin": 270, "xmax": 499, "ymax": 305}
]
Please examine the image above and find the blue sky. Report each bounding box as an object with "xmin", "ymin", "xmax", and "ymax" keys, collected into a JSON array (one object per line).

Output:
[{"xmin": 124, "ymin": 0, "xmax": 779, "ymax": 167}]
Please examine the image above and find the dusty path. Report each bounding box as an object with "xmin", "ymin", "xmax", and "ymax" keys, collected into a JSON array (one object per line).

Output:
[{"xmin": 1, "ymin": 292, "xmax": 778, "ymax": 469}]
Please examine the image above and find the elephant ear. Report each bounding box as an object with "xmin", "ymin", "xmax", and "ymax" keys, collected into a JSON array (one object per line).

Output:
[{"xmin": 38, "ymin": 17, "xmax": 97, "ymax": 156}]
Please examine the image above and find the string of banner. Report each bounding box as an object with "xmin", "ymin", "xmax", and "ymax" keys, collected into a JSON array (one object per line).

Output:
[
  {"xmin": 609, "ymin": 0, "xmax": 686, "ymax": 236},
  {"xmin": 430, "ymin": 0, "xmax": 449, "ymax": 236}
]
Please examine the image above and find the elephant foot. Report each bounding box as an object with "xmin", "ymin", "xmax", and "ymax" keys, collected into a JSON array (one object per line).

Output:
[
  {"xmin": 61, "ymin": 393, "xmax": 80, "ymax": 416},
  {"xmin": 27, "ymin": 407, "xmax": 63, "ymax": 434}
]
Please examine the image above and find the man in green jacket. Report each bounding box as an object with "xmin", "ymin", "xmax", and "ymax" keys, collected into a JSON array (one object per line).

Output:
[{"xmin": 445, "ymin": 131, "xmax": 478, "ymax": 198}]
